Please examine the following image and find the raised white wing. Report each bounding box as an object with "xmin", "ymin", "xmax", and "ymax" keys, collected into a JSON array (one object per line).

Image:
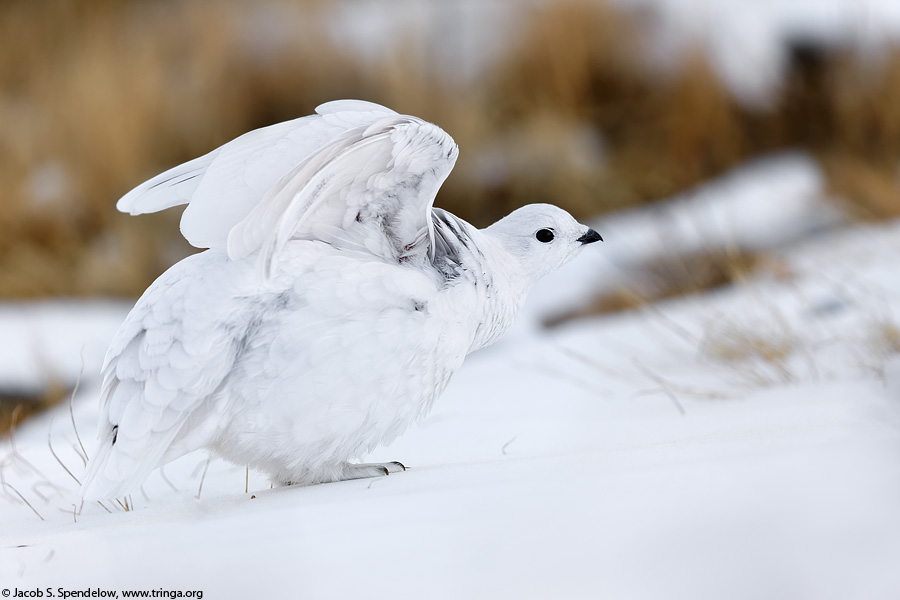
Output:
[
  {"xmin": 226, "ymin": 115, "xmax": 458, "ymax": 275},
  {"xmin": 117, "ymin": 100, "xmax": 398, "ymax": 249},
  {"xmin": 115, "ymin": 100, "xmax": 459, "ymax": 271}
]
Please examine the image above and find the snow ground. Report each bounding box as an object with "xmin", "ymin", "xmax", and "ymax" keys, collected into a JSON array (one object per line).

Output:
[{"xmin": 2, "ymin": 155, "xmax": 900, "ymax": 599}]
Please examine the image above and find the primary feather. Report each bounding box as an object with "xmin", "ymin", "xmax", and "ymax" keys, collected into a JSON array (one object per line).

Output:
[{"xmin": 81, "ymin": 100, "xmax": 601, "ymax": 501}]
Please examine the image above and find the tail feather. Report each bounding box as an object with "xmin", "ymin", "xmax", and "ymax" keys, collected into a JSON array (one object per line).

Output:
[{"xmin": 79, "ymin": 423, "xmax": 185, "ymax": 502}]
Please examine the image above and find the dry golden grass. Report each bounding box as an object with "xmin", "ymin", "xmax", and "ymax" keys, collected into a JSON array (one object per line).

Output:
[
  {"xmin": 0, "ymin": 0, "xmax": 365, "ymax": 297},
  {"xmin": 873, "ymin": 321, "xmax": 900, "ymax": 357},
  {"xmin": 702, "ymin": 323, "xmax": 794, "ymax": 366},
  {"xmin": 701, "ymin": 319, "xmax": 797, "ymax": 386},
  {"xmin": 825, "ymin": 155, "xmax": 900, "ymax": 219},
  {"xmin": 1, "ymin": 0, "xmax": 899, "ymax": 300},
  {"xmin": 545, "ymin": 247, "xmax": 790, "ymax": 326}
]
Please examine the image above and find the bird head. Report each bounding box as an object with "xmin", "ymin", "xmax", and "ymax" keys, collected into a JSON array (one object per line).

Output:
[{"xmin": 484, "ymin": 203, "xmax": 602, "ymax": 285}]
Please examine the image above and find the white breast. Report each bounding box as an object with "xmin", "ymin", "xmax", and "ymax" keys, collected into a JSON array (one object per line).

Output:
[{"xmin": 206, "ymin": 240, "xmax": 479, "ymax": 483}]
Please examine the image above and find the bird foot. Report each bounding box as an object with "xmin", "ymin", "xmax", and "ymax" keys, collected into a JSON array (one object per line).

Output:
[
  {"xmin": 278, "ymin": 461, "xmax": 407, "ymax": 486},
  {"xmin": 344, "ymin": 461, "xmax": 407, "ymax": 479}
]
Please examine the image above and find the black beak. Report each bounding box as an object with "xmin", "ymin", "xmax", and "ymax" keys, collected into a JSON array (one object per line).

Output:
[{"xmin": 577, "ymin": 228, "xmax": 603, "ymax": 245}]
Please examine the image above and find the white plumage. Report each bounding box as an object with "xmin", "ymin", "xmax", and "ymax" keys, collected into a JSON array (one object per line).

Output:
[{"xmin": 81, "ymin": 100, "xmax": 602, "ymax": 501}]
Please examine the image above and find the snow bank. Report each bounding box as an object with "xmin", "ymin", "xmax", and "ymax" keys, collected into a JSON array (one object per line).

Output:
[{"xmin": 2, "ymin": 198, "xmax": 899, "ymax": 597}]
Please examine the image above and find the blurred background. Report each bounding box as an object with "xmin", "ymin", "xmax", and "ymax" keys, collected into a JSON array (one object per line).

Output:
[
  {"xmin": 2, "ymin": 0, "xmax": 900, "ymax": 424},
  {"xmin": 4, "ymin": 0, "xmax": 900, "ymax": 298}
]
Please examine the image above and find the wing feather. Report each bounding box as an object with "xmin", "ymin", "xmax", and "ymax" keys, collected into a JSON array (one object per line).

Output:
[
  {"xmin": 116, "ymin": 153, "xmax": 216, "ymax": 215},
  {"xmin": 114, "ymin": 100, "xmax": 400, "ymax": 250},
  {"xmin": 80, "ymin": 253, "xmax": 253, "ymax": 501},
  {"xmin": 113, "ymin": 100, "xmax": 456, "ymax": 270},
  {"xmin": 226, "ymin": 116, "xmax": 458, "ymax": 275}
]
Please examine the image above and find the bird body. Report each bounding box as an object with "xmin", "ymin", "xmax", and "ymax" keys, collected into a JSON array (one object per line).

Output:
[{"xmin": 80, "ymin": 100, "xmax": 601, "ymax": 501}]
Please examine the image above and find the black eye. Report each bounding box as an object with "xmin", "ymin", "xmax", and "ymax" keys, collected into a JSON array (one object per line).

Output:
[{"xmin": 535, "ymin": 228, "xmax": 555, "ymax": 243}]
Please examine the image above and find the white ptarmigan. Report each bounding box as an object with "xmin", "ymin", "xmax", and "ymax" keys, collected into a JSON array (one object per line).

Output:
[{"xmin": 80, "ymin": 100, "xmax": 602, "ymax": 501}]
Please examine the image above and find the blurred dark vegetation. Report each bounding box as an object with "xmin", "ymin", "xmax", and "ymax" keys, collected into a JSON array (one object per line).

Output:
[
  {"xmin": 2, "ymin": 0, "xmax": 900, "ymax": 299},
  {"xmin": 0, "ymin": 384, "xmax": 70, "ymax": 433}
]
